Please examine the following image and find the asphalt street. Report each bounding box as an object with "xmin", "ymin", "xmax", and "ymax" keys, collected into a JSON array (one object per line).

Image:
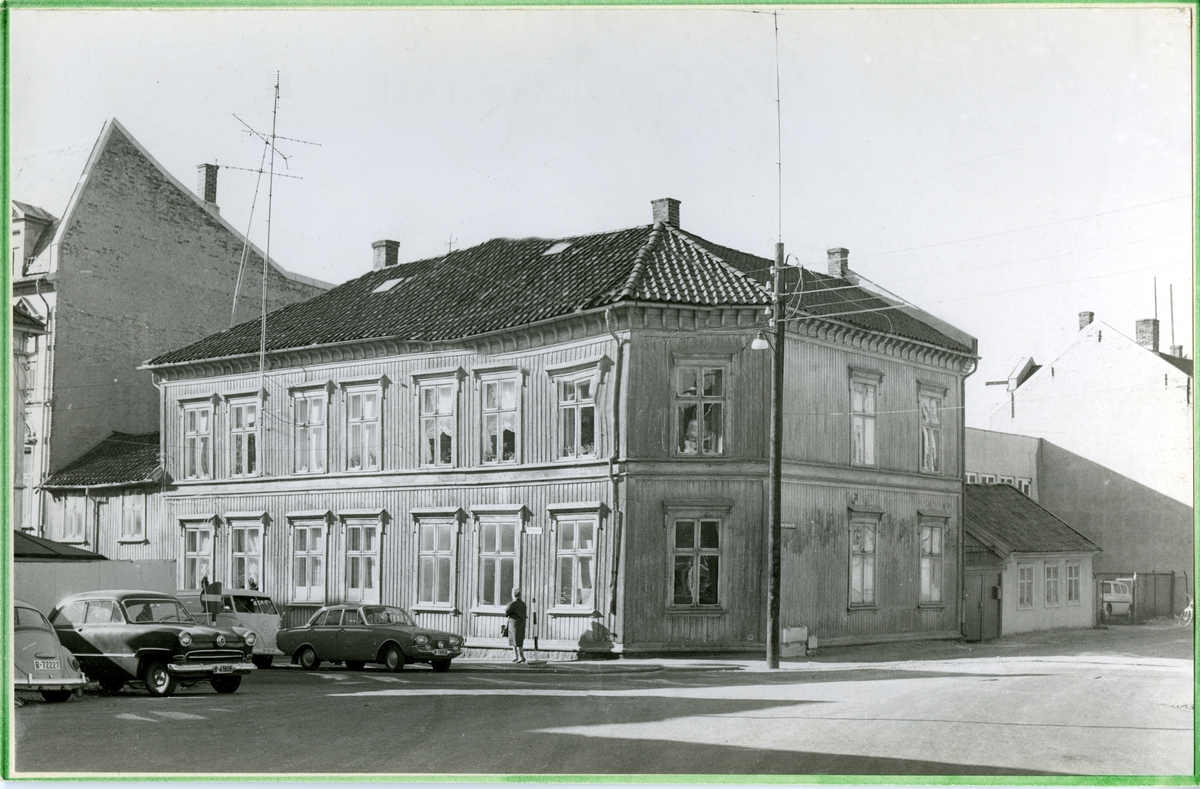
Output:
[{"xmin": 12, "ymin": 622, "xmax": 1194, "ymax": 778}]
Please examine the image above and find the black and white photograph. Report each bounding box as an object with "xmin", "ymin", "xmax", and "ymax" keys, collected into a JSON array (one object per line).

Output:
[{"xmin": 6, "ymin": 3, "xmax": 1195, "ymax": 780}]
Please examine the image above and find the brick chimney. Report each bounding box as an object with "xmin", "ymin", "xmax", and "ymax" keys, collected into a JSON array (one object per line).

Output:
[
  {"xmin": 827, "ymin": 248, "xmax": 851, "ymax": 279},
  {"xmin": 372, "ymin": 240, "xmax": 400, "ymax": 270},
  {"xmin": 651, "ymin": 198, "xmax": 680, "ymax": 227},
  {"xmin": 1078, "ymin": 311, "xmax": 1094, "ymax": 330},
  {"xmin": 1170, "ymin": 345, "xmax": 1184, "ymax": 357},
  {"xmin": 1135, "ymin": 319, "xmax": 1160, "ymax": 352},
  {"xmin": 196, "ymin": 164, "xmax": 219, "ymax": 211}
]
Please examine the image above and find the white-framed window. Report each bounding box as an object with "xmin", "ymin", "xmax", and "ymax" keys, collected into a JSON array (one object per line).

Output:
[
  {"xmin": 291, "ymin": 519, "xmax": 327, "ymax": 603},
  {"xmin": 919, "ymin": 520, "xmax": 944, "ymax": 606},
  {"xmin": 849, "ymin": 516, "xmax": 878, "ymax": 606},
  {"xmin": 119, "ymin": 492, "xmax": 145, "ymax": 542},
  {"xmin": 345, "ymin": 387, "xmax": 382, "ymax": 472},
  {"xmin": 555, "ymin": 517, "xmax": 597, "ymax": 609},
  {"xmin": 49, "ymin": 495, "xmax": 87, "ymax": 543},
  {"xmin": 1017, "ymin": 564, "xmax": 1034, "ymax": 609},
  {"xmin": 477, "ymin": 517, "xmax": 518, "ymax": 607},
  {"xmin": 557, "ymin": 374, "xmax": 597, "ymax": 459},
  {"xmin": 182, "ymin": 523, "xmax": 214, "ymax": 590},
  {"xmin": 965, "ymin": 472, "xmax": 979, "ymax": 484},
  {"xmin": 675, "ymin": 365, "xmax": 725, "ymax": 456},
  {"xmin": 480, "ymin": 378, "xmax": 519, "ymax": 465},
  {"xmin": 293, "ymin": 389, "xmax": 328, "ymax": 474},
  {"xmin": 415, "ymin": 515, "xmax": 459, "ymax": 609},
  {"xmin": 1000, "ymin": 475, "xmax": 1015, "ymax": 487},
  {"xmin": 850, "ymin": 370, "xmax": 882, "ymax": 467},
  {"xmin": 417, "ymin": 378, "xmax": 459, "ymax": 468},
  {"xmin": 1017, "ymin": 478, "xmax": 1032, "ymax": 496},
  {"xmin": 918, "ymin": 390, "xmax": 943, "ymax": 474},
  {"xmin": 1044, "ymin": 563, "xmax": 1061, "ymax": 606},
  {"xmin": 229, "ymin": 521, "xmax": 263, "ymax": 591},
  {"xmin": 344, "ymin": 520, "xmax": 381, "ymax": 604},
  {"xmin": 1067, "ymin": 562, "xmax": 1081, "ymax": 603},
  {"xmin": 228, "ymin": 398, "xmax": 258, "ymax": 477},
  {"xmin": 981, "ymin": 474, "xmax": 997, "ymax": 484},
  {"xmin": 182, "ymin": 402, "xmax": 212, "ymax": 480},
  {"xmin": 671, "ymin": 517, "xmax": 720, "ymax": 608}
]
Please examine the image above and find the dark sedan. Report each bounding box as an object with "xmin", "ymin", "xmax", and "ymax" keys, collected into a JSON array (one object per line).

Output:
[
  {"xmin": 50, "ymin": 590, "xmax": 256, "ymax": 696},
  {"xmin": 277, "ymin": 605, "xmax": 463, "ymax": 672}
]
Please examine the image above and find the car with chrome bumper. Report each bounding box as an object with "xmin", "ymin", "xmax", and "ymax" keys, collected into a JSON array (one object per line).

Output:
[
  {"xmin": 177, "ymin": 588, "xmax": 285, "ymax": 669},
  {"xmin": 14, "ymin": 599, "xmax": 88, "ymax": 702},
  {"xmin": 50, "ymin": 590, "xmax": 256, "ymax": 696},
  {"xmin": 277, "ymin": 604, "xmax": 463, "ymax": 672}
]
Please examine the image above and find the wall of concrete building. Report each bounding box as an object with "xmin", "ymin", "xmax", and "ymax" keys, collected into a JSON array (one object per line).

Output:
[{"xmin": 965, "ymin": 427, "xmax": 1039, "ymax": 498}]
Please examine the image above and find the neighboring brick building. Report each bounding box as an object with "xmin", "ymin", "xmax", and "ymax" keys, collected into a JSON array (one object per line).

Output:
[
  {"xmin": 11, "ymin": 118, "xmax": 330, "ymax": 536},
  {"xmin": 136, "ymin": 198, "xmax": 978, "ymax": 657}
]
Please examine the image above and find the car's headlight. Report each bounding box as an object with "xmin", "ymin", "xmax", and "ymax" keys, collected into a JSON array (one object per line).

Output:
[
  {"xmin": 448, "ymin": 636, "xmax": 462, "ymax": 646},
  {"xmin": 216, "ymin": 635, "xmax": 226, "ymax": 647},
  {"xmin": 413, "ymin": 635, "xmax": 429, "ymax": 645},
  {"xmin": 244, "ymin": 631, "xmax": 257, "ymax": 646},
  {"xmin": 179, "ymin": 632, "xmax": 193, "ymax": 647},
  {"xmin": 69, "ymin": 655, "xmax": 80, "ymax": 671}
]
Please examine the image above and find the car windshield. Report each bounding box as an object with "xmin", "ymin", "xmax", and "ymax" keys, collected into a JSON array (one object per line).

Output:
[
  {"xmin": 123, "ymin": 599, "xmax": 195, "ymax": 624},
  {"xmin": 229, "ymin": 596, "xmax": 277, "ymax": 615},
  {"xmin": 362, "ymin": 606, "xmax": 416, "ymax": 626},
  {"xmin": 15, "ymin": 606, "xmax": 52, "ymax": 630}
]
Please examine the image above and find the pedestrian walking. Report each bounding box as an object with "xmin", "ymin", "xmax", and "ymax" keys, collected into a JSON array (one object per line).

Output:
[{"xmin": 505, "ymin": 589, "xmax": 527, "ymax": 663}]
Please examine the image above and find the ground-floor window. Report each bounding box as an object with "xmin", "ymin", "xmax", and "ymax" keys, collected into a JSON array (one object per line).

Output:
[
  {"xmin": 1067, "ymin": 562, "xmax": 1081, "ymax": 604},
  {"xmin": 1044, "ymin": 563, "xmax": 1061, "ymax": 606},
  {"xmin": 919, "ymin": 520, "xmax": 944, "ymax": 605},
  {"xmin": 417, "ymin": 519, "xmax": 456, "ymax": 607},
  {"xmin": 345, "ymin": 521, "xmax": 380, "ymax": 604},
  {"xmin": 292, "ymin": 521, "xmax": 326, "ymax": 603},
  {"xmin": 672, "ymin": 518, "xmax": 720, "ymax": 608},
  {"xmin": 182, "ymin": 524, "xmax": 214, "ymax": 590},
  {"xmin": 555, "ymin": 517, "xmax": 597, "ymax": 609},
  {"xmin": 849, "ymin": 518, "xmax": 877, "ymax": 607},
  {"xmin": 478, "ymin": 517, "xmax": 517, "ymax": 607},
  {"xmin": 1017, "ymin": 564, "xmax": 1034, "ymax": 608},
  {"xmin": 230, "ymin": 522, "xmax": 263, "ymax": 590}
]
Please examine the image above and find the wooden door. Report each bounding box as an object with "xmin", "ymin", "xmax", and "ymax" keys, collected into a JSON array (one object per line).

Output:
[{"xmin": 964, "ymin": 572, "xmax": 1001, "ymax": 641}]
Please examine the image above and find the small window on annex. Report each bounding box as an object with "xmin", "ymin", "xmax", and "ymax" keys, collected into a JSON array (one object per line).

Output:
[
  {"xmin": 675, "ymin": 365, "xmax": 725, "ymax": 456},
  {"xmin": 1067, "ymin": 563, "xmax": 1081, "ymax": 603},
  {"xmin": 1044, "ymin": 563, "xmax": 1061, "ymax": 606},
  {"xmin": 119, "ymin": 492, "xmax": 146, "ymax": 542},
  {"xmin": 1017, "ymin": 565, "xmax": 1035, "ymax": 609}
]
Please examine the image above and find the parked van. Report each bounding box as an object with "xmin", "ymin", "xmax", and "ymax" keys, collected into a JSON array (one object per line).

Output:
[
  {"xmin": 177, "ymin": 589, "xmax": 284, "ymax": 668},
  {"xmin": 1100, "ymin": 579, "xmax": 1134, "ymax": 622}
]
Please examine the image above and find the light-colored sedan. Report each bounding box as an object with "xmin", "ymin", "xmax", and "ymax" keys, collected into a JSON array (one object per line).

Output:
[
  {"xmin": 277, "ymin": 605, "xmax": 463, "ymax": 672},
  {"xmin": 14, "ymin": 600, "xmax": 88, "ymax": 702}
]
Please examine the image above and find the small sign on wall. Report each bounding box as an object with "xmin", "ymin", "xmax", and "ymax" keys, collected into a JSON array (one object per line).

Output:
[{"xmin": 525, "ymin": 526, "xmax": 543, "ymax": 535}]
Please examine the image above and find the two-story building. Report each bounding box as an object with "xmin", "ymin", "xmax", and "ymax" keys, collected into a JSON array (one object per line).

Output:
[{"xmin": 139, "ymin": 198, "xmax": 977, "ymax": 656}]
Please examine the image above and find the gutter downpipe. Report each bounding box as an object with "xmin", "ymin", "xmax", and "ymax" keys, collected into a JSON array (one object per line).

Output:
[
  {"xmin": 960, "ymin": 352, "xmax": 979, "ymax": 636},
  {"xmin": 605, "ymin": 308, "xmax": 628, "ymax": 638}
]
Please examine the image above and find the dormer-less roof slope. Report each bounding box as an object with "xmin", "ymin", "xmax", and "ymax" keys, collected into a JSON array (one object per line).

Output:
[
  {"xmin": 964, "ymin": 483, "xmax": 1100, "ymax": 558},
  {"xmin": 147, "ymin": 222, "xmax": 972, "ymax": 368},
  {"xmin": 41, "ymin": 432, "xmax": 163, "ymax": 490},
  {"xmin": 1156, "ymin": 352, "xmax": 1194, "ymax": 377}
]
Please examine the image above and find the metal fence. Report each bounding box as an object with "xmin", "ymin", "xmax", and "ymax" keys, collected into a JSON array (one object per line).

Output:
[{"xmin": 1095, "ymin": 571, "xmax": 1190, "ymax": 624}]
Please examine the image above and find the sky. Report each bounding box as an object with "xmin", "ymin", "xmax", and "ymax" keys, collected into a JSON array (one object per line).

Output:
[{"xmin": 9, "ymin": 5, "xmax": 1194, "ymax": 427}]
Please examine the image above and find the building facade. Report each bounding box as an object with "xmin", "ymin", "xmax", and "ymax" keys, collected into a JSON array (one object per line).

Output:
[
  {"xmin": 139, "ymin": 199, "xmax": 977, "ymax": 655},
  {"xmin": 11, "ymin": 118, "xmax": 330, "ymax": 535}
]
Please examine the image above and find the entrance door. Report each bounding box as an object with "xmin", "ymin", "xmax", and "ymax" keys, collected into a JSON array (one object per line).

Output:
[{"xmin": 964, "ymin": 572, "xmax": 1001, "ymax": 641}]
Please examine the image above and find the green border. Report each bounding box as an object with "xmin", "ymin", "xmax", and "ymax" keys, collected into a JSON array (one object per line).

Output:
[{"xmin": 2, "ymin": 0, "xmax": 1197, "ymax": 784}]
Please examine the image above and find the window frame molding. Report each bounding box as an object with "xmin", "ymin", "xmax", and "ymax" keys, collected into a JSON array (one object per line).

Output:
[
  {"xmin": 225, "ymin": 511, "xmax": 269, "ymax": 592},
  {"xmin": 469, "ymin": 504, "xmax": 531, "ymax": 615},
  {"xmin": 287, "ymin": 510, "xmax": 332, "ymax": 606},
  {"xmin": 547, "ymin": 502, "xmax": 609, "ymax": 617},
  {"xmin": 849, "ymin": 367, "xmax": 883, "ymax": 468},
  {"xmin": 546, "ymin": 356, "xmax": 612, "ymax": 462},
  {"xmin": 339, "ymin": 508, "xmax": 388, "ymax": 605},
  {"xmin": 917, "ymin": 516, "xmax": 947, "ymax": 609},
  {"xmin": 1017, "ymin": 563, "xmax": 1035, "ymax": 609},
  {"xmin": 410, "ymin": 506, "xmax": 466, "ymax": 614},
  {"xmin": 340, "ymin": 377, "xmax": 389, "ymax": 474},
  {"xmin": 289, "ymin": 381, "xmax": 335, "ymax": 476},
  {"xmin": 412, "ymin": 367, "xmax": 466, "ymax": 469},
  {"xmin": 474, "ymin": 367, "xmax": 526, "ymax": 467},
  {"xmin": 178, "ymin": 514, "xmax": 218, "ymax": 591},
  {"xmin": 917, "ymin": 382, "xmax": 947, "ymax": 477},
  {"xmin": 670, "ymin": 354, "xmax": 732, "ymax": 459},
  {"xmin": 117, "ymin": 490, "xmax": 148, "ymax": 544},
  {"xmin": 1066, "ymin": 561, "xmax": 1082, "ymax": 605},
  {"xmin": 662, "ymin": 499, "xmax": 732, "ymax": 615},
  {"xmin": 179, "ymin": 394, "xmax": 219, "ymax": 481},
  {"xmin": 1044, "ymin": 561, "xmax": 1062, "ymax": 607},
  {"xmin": 225, "ymin": 390, "xmax": 265, "ymax": 480},
  {"xmin": 848, "ymin": 510, "xmax": 881, "ymax": 610}
]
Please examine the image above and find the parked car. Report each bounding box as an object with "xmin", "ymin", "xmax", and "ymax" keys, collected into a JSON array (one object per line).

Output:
[
  {"xmin": 49, "ymin": 590, "xmax": 256, "ymax": 697},
  {"xmin": 276, "ymin": 604, "xmax": 463, "ymax": 672},
  {"xmin": 177, "ymin": 589, "xmax": 284, "ymax": 669},
  {"xmin": 14, "ymin": 599, "xmax": 89, "ymax": 703},
  {"xmin": 1101, "ymin": 579, "xmax": 1134, "ymax": 621}
]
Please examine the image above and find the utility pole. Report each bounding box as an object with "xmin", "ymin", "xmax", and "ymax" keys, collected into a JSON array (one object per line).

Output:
[{"xmin": 766, "ymin": 241, "xmax": 784, "ymax": 669}]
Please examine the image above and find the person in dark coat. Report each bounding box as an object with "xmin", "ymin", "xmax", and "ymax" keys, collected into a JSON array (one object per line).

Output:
[{"xmin": 504, "ymin": 589, "xmax": 527, "ymax": 663}]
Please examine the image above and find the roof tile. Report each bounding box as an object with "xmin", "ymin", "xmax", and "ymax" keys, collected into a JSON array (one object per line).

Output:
[
  {"xmin": 42, "ymin": 432, "xmax": 162, "ymax": 489},
  {"xmin": 964, "ymin": 483, "xmax": 1100, "ymax": 555}
]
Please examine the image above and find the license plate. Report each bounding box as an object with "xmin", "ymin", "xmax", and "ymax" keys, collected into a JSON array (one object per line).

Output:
[
  {"xmin": 34, "ymin": 660, "xmax": 60, "ymax": 672},
  {"xmin": 213, "ymin": 664, "xmax": 234, "ymax": 674},
  {"xmin": 433, "ymin": 649, "xmax": 449, "ymax": 656}
]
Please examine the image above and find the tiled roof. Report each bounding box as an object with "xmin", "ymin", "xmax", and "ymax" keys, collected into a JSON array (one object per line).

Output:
[
  {"xmin": 41, "ymin": 432, "xmax": 163, "ymax": 489},
  {"xmin": 12, "ymin": 301, "xmax": 45, "ymax": 331},
  {"xmin": 964, "ymin": 483, "xmax": 1100, "ymax": 556},
  {"xmin": 1156, "ymin": 352, "xmax": 1193, "ymax": 377},
  {"xmin": 147, "ymin": 222, "xmax": 971, "ymax": 367},
  {"xmin": 14, "ymin": 531, "xmax": 106, "ymax": 561}
]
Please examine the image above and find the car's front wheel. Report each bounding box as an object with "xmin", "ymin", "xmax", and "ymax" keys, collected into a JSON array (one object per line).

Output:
[
  {"xmin": 431, "ymin": 659, "xmax": 452, "ymax": 673},
  {"xmin": 252, "ymin": 655, "xmax": 273, "ymax": 670},
  {"xmin": 40, "ymin": 690, "xmax": 72, "ymax": 703},
  {"xmin": 297, "ymin": 646, "xmax": 321, "ymax": 670},
  {"xmin": 143, "ymin": 661, "xmax": 177, "ymax": 697},
  {"xmin": 210, "ymin": 676, "xmax": 242, "ymax": 694},
  {"xmin": 383, "ymin": 645, "xmax": 405, "ymax": 673}
]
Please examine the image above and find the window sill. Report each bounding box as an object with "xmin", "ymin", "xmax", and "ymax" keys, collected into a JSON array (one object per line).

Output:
[
  {"xmin": 847, "ymin": 604, "xmax": 878, "ymax": 612},
  {"xmin": 917, "ymin": 602, "xmax": 945, "ymax": 610},
  {"xmin": 666, "ymin": 606, "xmax": 726, "ymax": 616},
  {"xmin": 555, "ymin": 455, "xmax": 600, "ymax": 463},
  {"xmin": 117, "ymin": 538, "xmax": 149, "ymax": 545},
  {"xmin": 548, "ymin": 607, "xmax": 601, "ymax": 617},
  {"xmin": 411, "ymin": 605, "xmax": 461, "ymax": 616},
  {"xmin": 290, "ymin": 471, "xmax": 330, "ymax": 477},
  {"xmin": 470, "ymin": 607, "xmax": 509, "ymax": 617}
]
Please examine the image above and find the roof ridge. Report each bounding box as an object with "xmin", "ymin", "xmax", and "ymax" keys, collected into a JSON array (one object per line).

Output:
[{"xmin": 615, "ymin": 223, "xmax": 665, "ymax": 301}]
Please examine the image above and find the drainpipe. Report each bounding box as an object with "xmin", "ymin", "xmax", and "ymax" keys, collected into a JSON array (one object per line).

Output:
[
  {"xmin": 959, "ymin": 356, "xmax": 978, "ymax": 635},
  {"xmin": 605, "ymin": 308, "xmax": 629, "ymax": 631}
]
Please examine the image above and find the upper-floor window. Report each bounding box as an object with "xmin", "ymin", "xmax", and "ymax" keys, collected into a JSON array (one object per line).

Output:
[
  {"xmin": 183, "ymin": 403, "xmax": 212, "ymax": 480},
  {"xmin": 849, "ymin": 516, "xmax": 878, "ymax": 606},
  {"xmin": 293, "ymin": 390, "xmax": 328, "ymax": 474},
  {"xmin": 850, "ymin": 370, "xmax": 882, "ymax": 467},
  {"xmin": 1000, "ymin": 475, "xmax": 1015, "ymax": 487},
  {"xmin": 557, "ymin": 376, "xmax": 596, "ymax": 459},
  {"xmin": 346, "ymin": 388, "xmax": 381, "ymax": 472},
  {"xmin": 675, "ymin": 366, "xmax": 725, "ymax": 456},
  {"xmin": 919, "ymin": 390, "xmax": 943, "ymax": 474},
  {"xmin": 291, "ymin": 520, "xmax": 326, "ymax": 603},
  {"xmin": 481, "ymin": 378, "xmax": 519, "ymax": 464},
  {"xmin": 229, "ymin": 399, "xmax": 258, "ymax": 477},
  {"xmin": 1017, "ymin": 478, "xmax": 1032, "ymax": 496},
  {"xmin": 980, "ymin": 474, "xmax": 997, "ymax": 484},
  {"xmin": 671, "ymin": 517, "xmax": 720, "ymax": 607},
  {"xmin": 919, "ymin": 520, "xmax": 944, "ymax": 606},
  {"xmin": 965, "ymin": 472, "xmax": 979, "ymax": 484},
  {"xmin": 229, "ymin": 521, "xmax": 263, "ymax": 590},
  {"xmin": 119, "ymin": 493, "xmax": 145, "ymax": 542},
  {"xmin": 182, "ymin": 523, "xmax": 213, "ymax": 590},
  {"xmin": 419, "ymin": 382, "xmax": 457, "ymax": 467}
]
